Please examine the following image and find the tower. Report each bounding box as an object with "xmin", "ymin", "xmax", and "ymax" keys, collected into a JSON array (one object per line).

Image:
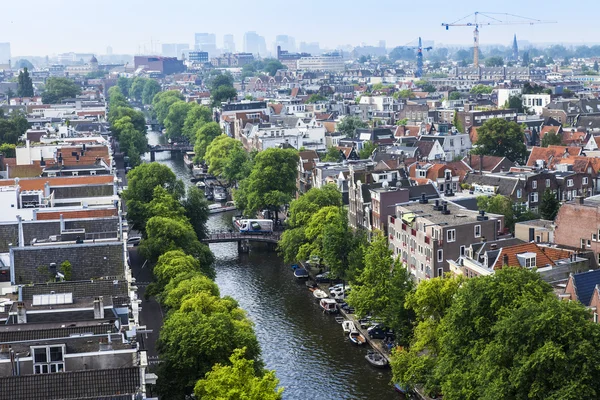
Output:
[
  {"xmin": 416, "ymin": 37, "xmax": 424, "ymax": 78},
  {"xmin": 512, "ymin": 34, "xmax": 519, "ymax": 62}
]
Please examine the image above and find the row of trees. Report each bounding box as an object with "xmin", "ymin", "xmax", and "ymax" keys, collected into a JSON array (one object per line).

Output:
[
  {"xmin": 107, "ymin": 86, "xmax": 147, "ymax": 166},
  {"xmin": 116, "ymin": 77, "xmax": 161, "ymax": 105},
  {"xmin": 122, "ymin": 163, "xmax": 281, "ymax": 399},
  {"xmin": 0, "ymin": 108, "xmax": 29, "ymax": 145},
  {"xmin": 391, "ymin": 268, "xmax": 600, "ymax": 399},
  {"xmin": 241, "ymin": 58, "xmax": 286, "ymax": 79},
  {"xmin": 42, "ymin": 77, "xmax": 81, "ymax": 104},
  {"xmin": 205, "ymin": 71, "xmax": 237, "ymax": 107}
]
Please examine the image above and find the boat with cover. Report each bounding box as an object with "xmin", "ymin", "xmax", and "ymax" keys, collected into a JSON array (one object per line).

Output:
[
  {"xmin": 312, "ymin": 289, "xmax": 329, "ymax": 299},
  {"xmin": 342, "ymin": 320, "xmax": 355, "ymax": 333},
  {"xmin": 319, "ymin": 298, "xmax": 338, "ymax": 313},
  {"xmin": 365, "ymin": 350, "xmax": 389, "ymax": 368}
]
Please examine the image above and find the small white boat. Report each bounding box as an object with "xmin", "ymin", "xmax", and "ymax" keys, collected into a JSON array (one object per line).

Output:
[
  {"xmin": 208, "ymin": 201, "xmax": 237, "ymax": 214},
  {"xmin": 349, "ymin": 330, "xmax": 366, "ymax": 346},
  {"xmin": 342, "ymin": 320, "xmax": 355, "ymax": 333},
  {"xmin": 319, "ymin": 298, "xmax": 338, "ymax": 314},
  {"xmin": 312, "ymin": 289, "xmax": 329, "ymax": 300},
  {"xmin": 183, "ymin": 152, "xmax": 195, "ymax": 168},
  {"xmin": 196, "ymin": 181, "xmax": 206, "ymax": 189}
]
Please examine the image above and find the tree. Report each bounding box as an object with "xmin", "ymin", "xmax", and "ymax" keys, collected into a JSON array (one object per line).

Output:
[
  {"xmin": 208, "ymin": 73, "xmax": 234, "ymax": 92},
  {"xmin": 109, "ymin": 106, "xmax": 146, "ymax": 134},
  {"xmin": 0, "ymin": 143, "xmax": 16, "ymax": 157},
  {"xmin": 117, "ymin": 77, "xmax": 132, "ymax": 97},
  {"xmin": 484, "ymin": 56, "xmax": 504, "ymax": 67},
  {"xmin": 322, "ymin": 146, "xmax": 341, "ymax": 162},
  {"xmin": 147, "ymin": 186, "xmax": 187, "ymax": 221},
  {"xmin": 211, "ymin": 86, "xmax": 238, "ymax": 107},
  {"xmin": 470, "ymin": 84, "xmax": 493, "ymax": 95},
  {"xmin": 337, "ymin": 115, "xmax": 368, "ymax": 137},
  {"xmin": 539, "ymin": 188, "xmax": 560, "ymax": 220},
  {"xmin": 194, "ymin": 348, "xmax": 283, "ymax": 400},
  {"xmin": 157, "ymin": 294, "xmax": 261, "ymax": 399},
  {"xmin": 129, "ymin": 77, "xmax": 148, "ymax": 101},
  {"xmin": 262, "ymin": 58, "xmax": 286, "ymax": 77},
  {"xmin": 194, "ymin": 122, "xmax": 222, "ymax": 161},
  {"xmin": 204, "ymin": 135, "xmax": 251, "ymax": 185},
  {"xmin": 394, "ymin": 89, "xmax": 415, "ymax": 99},
  {"xmin": 504, "ymin": 94, "xmax": 524, "ymax": 113},
  {"xmin": 287, "ymin": 185, "xmax": 342, "ymax": 229},
  {"xmin": 142, "ymin": 79, "xmax": 161, "ymax": 105},
  {"xmin": 161, "ymin": 272, "xmax": 220, "ymax": 310},
  {"xmin": 396, "ymin": 118, "xmax": 409, "ymax": 126},
  {"xmin": 522, "ymin": 51, "xmax": 530, "ymax": 67},
  {"xmin": 152, "ymin": 90, "xmax": 184, "ymax": 125},
  {"xmin": 123, "ymin": 163, "xmax": 184, "ymax": 233},
  {"xmin": 5, "ymin": 88, "xmax": 15, "ymax": 101},
  {"xmin": 59, "ymin": 260, "xmax": 72, "ymax": 281},
  {"xmin": 418, "ymin": 82, "xmax": 436, "ymax": 93},
  {"xmin": 164, "ymin": 100, "xmax": 194, "ymax": 141},
  {"xmin": 307, "ymin": 94, "xmax": 327, "ymax": 103},
  {"xmin": 0, "ymin": 112, "xmax": 29, "ymax": 144},
  {"xmin": 541, "ymin": 129, "xmax": 562, "ymax": 147},
  {"xmin": 42, "ymin": 77, "xmax": 81, "ymax": 104},
  {"xmin": 223, "ymin": 145, "xmax": 252, "ymax": 186},
  {"xmin": 452, "ymin": 112, "xmax": 463, "ymax": 134},
  {"xmin": 472, "ymin": 118, "xmax": 527, "ymax": 164},
  {"xmin": 17, "ymin": 67, "xmax": 34, "ymax": 97},
  {"xmin": 234, "ymin": 148, "xmax": 299, "ymax": 220},
  {"xmin": 359, "ymin": 141, "xmax": 377, "ymax": 159},
  {"xmin": 346, "ymin": 232, "xmax": 415, "ymax": 344},
  {"xmin": 139, "ymin": 216, "xmax": 214, "ymax": 268},
  {"xmin": 182, "ymin": 103, "xmax": 212, "ymax": 143},
  {"xmin": 153, "ymin": 250, "xmax": 212, "ymax": 292},
  {"xmin": 448, "ymin": 91, "xmax": 461, "ymax": 100},
  {"xmin": 183, "ymin": 186, "xmax": 209, "ymax": 240}
]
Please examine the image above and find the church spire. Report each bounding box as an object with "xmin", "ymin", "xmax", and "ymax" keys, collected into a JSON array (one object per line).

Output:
[{"xmin": 512, "ymin": 34, "xmax": 519, "ymax": 62}]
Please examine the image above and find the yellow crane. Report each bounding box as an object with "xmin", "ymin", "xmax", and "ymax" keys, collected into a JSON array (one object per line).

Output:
[{"xmin": 442, "ymin": 12, "xmax": 556, "ymax": 66}]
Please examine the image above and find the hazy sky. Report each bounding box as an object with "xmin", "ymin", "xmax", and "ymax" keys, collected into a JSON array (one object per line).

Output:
[{"xmin": 1, "ymin": 0, "xmax": 597, "ymax": 56}]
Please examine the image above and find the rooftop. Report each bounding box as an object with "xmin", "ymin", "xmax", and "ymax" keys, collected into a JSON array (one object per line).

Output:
[{"xmin": 397, "ymin": 199, "xmax": 497, "ymax": 226}]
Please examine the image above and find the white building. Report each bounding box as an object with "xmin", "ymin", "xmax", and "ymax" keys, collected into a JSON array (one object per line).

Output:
[
  {"xmin": 297, "ymin": 55, "xmax": 345, "ymax": 73},
  {"xmin": 359, "ymin": 95, "xmax": 394, "ymax": 112},
  {"xmin": 522, "ymin": 94, "xmax": 551, "ymax": 115},
  {"xmin": 420, "ymin": 133, "xmax": 472, "ymax": 160},
  {"xmin": 496, "ymin": 88, "xmax": 522, "ymax": 108}
]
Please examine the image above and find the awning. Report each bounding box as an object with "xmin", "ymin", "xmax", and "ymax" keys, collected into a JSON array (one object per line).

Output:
[{"xmin": 401, "ymin": 212, "xmax": 416, "ymax": 225}]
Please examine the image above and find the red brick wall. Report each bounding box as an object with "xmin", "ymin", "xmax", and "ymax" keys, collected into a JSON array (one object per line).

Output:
[{"xmin": 554, "ymin": 201, "xmax": 600, "ymax": 256}]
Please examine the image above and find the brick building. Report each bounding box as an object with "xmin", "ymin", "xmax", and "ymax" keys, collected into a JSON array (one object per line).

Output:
[{"xmin": 554, "ymin": 195, "xmax": 600, "ymax": 266}]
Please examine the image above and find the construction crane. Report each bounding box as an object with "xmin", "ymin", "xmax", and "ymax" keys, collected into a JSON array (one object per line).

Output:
[
  {"xmin": 400, "ymin": 37, "xmax": 433, "ymax": 78},
  {"xmin": 442, "ymin": 12, "xmax": 556, "ymax": 66}
]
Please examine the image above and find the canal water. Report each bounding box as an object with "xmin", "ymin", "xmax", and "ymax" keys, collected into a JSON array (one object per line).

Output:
[{"xmin": 145, "ymin": 132, "xmax": 398, "ymax": 400}]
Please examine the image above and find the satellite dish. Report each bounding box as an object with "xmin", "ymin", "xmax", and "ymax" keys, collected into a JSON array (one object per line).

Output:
[{"xmin": 382, "ymin": 180, "xmax": 389, "ymax": 188}]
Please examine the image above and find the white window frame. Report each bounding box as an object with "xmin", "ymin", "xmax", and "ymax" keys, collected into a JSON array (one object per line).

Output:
[
  {"xmin": 474, "ymin": 225, "xmax": 481, "ymax": 238},
  {"xmin": 525, "ymin": 256, "xmax": 536, "ymax": 268},
  {"xmin": 446, "ymin": 229, "xmax": 456, "ymax": 242},
  {"xmin": 532, "ymin": 180, "xmax": 537, "ymax": 189},
  {"xmin": 437, "ymin": 249, "xmax": 443, "ymax": 262},
  {"xmin": 546, "ymin": 179, "xmax": 550, "ymax": 187},
  {"xmin": 460, "ymin": 245, "xmax": 465, "ymax": 256},
  {"xmin": 567, "ymin": 179, "xmax": 574, "ymax": 187},
  {"xmin": 32, "ymin": 345, "xmax": 65, "ymax": 374},
  {"xmin": 516, "ymin": 189, "xmax": 522, "ymax": 198},
  {"xmin": 583, "ymin": 177, "xmax": 588, "ymax": 185}
]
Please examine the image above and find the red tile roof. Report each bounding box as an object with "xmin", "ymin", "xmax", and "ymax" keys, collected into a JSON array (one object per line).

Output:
[
  {"xmin": 491, "ymin": 242, "xmax": 565, "ymax": 270},
  {"xmin": 526, "ymin": 146, "xmax": 582, "ymax": 168}
]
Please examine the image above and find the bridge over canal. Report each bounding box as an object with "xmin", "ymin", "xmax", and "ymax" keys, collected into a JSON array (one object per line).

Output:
[{"xmin": 202, "ymin": 230, "xmax": 281, "ymax": 252}]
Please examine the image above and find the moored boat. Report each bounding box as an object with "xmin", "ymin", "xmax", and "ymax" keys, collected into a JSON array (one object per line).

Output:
[
  {"xmin": 319, "ymin": 298, "xmax": 338, "ymax": 313},
  {"xmin": 294, "ymin": 268, "xmax": 309, "ymax": 279},
  {"xmin": 342, "ymin": 320, "xmax": 355, "ymax": 333},
  {"xmin": 365, "ymin": 350, "xmax": 389, "ymax": 369},
  {"xmin": 312, "ymin": 289, "xmax": 328, "ymax": 300},
  {"xmin": 183, "ymin": 152, "xmax": 195, "ymax": 168},
  {"xmin": 208, "ymin": 201, "xmax": 236, "ymax": 214},
  {"xmin": 349, "ymin": 330, "xmax": 366, "ymax": 345}
]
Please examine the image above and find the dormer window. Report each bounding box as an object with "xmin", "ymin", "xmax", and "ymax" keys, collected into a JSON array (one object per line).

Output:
[{"xmin": 517, "ymin": 252, "xmax": 537, "ymax": 269}]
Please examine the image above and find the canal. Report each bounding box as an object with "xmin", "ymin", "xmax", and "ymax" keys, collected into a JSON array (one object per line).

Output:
[{"xmin": 145, "ymin": 132, "xmax": 398, "ymax": 400}]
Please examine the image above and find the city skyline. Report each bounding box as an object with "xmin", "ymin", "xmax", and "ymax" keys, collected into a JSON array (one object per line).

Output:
[{"xmin": 0, "ymin": 0, "xmax": 597, "ymax": 57}]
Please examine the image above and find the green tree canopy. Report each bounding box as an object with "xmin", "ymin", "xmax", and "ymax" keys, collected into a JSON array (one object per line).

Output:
[
  {"xmin": 307, "ymin": 94, "xmax": 327, "ymax": 103},
  {"xmin": 539, "ymin": 188, "xmax": 560, "ymax": 220},
  {"xmin": 448, "ymin": 91, "xmax": 461, "ymax": 100},
  {"xmin": 129, "ymin": 77, "xmax": 148, "ymax": 101},
  {"xmin": 470, "ymin": 84, "xmax": 493, "ymax": 95},
  {"xmin": 208, "ymin": 73, "xmax": 234, "ymax": 92},
  {"xmin": 504, "ymin": 94, "xmax": 524, "ymax": 113},
  {"xmin": 194, "ymin": 347, "xmax": 283, "ymax": 400},
  {"xmin": 234, "ymin": 148, "xmax": 299, "ymax": 219},
  {"xmin": 42, "ymin": 77, "xmax": 81, "ymax": 104},
  {"xmin": 182, "ymin": 103, "xmax": 212, "ymax": 143},
  {"xmin": 262, "ymin": 59, "xmax": 286, "ymax": 77},
  {"xmin": 157, "ymin": 293, "xmax": 261, "ymax": 399},
  {"xmin": 194, "ymin": 122, "xmax": 222, "ymax": 161},
  {"xmin": 164, "ymin": 100, "xmax": 194, "ymax": 141},
  {"xmin": 153, "ymin": 250, "xmax": 208, "ymax": 291},
  {"xmin": 359, "ymin": 141, "xmax": 377, "ymax": 159},
  {"xmin": 472, "ymin": 118, "xmax": 527, "ymax": 164},
  {"xmin": 484, "ymin": 56, "xmax": 504, "ymax": 67},
  {"xmin": 0, "ymin": 143, "xmax": 16, "ymax": 157},
  {"xmin": 117, "ymin": 77, "xmax": 132, "ymax": 97},
  {"xmin": 322, "ymin": 146, "xmax": 341, "ymax": 162},
  {"xmin": 152, "ymin": 90, "xmax": 184, "ymax": 125},
  {"xmin": 541, "ymin": 129, "xmax": 562, "ymax": 147},
  {"xmin": 394, "ymin": 89, "xmax": 415, "ymax": 99},
  {"xmin": 142, "ymin": 79, "xmax": 161, "ymax": 105},
  {"xmin": 17, "ymin": 67, "xmax": 34, "ymax": 97},
  {"xmin": 183, "ymin": 186, "xmax": 209, "ymax": 240},
  {"xmin": 0, "ymin": 112, "xmax": 29, "ymax": 144},
  {"xmin": 337, "ymin": 115, "xmax": 368, "ymax": 137},
  {"xmin": 162, "ymin": 272, "xmax": 220, "ymax": 310},
  {"xmin": 211, "ymin": 86, "xmax": 238, "ymax": 107},
  {"xmin": 287, "ymin": 185, "xmax": 343, "ymax": 229},
  {"xmin": 204, "ymin": 135, "xmax": 252, "ymax": 185},
  {"xmin": 346, "ymin": 232, "xmax": 415, "ymax": 344},
  {"xmin": 123, "ymin": 163, "xmax": 184, "ymax": 233}
]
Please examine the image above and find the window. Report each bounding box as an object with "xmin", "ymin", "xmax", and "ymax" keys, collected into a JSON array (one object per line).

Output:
[
  {"xmin": 32, "ymin": 345, "xmax": 64, "ymax": 374},
  {"xmin": 516, "ymin": 189, "xmax": 522, "ymax": 198},
  {"xmin": 582, "ymin": 239, "xmax": 586, "ymax": 249},
  {"xmin": 460, "ymin": 245, "xmax": 465, "ymax": 256},
  {"xmin": 595, "ymin": 313, "xmax": 598, "ymax": 324},
  {"xmin": 588, "ymin": 240, "xmax": 592, "ymax": 248},
  {"xmin": 546, "ymin": 179, "xmax": 551, "ymax": 187},
  {"xmin": 532, "ymin": 180, "xmax": 537, "ymax": 189},
  {"xmin": 446, "ymin": 229, "xmax": 456, "ymax": 242},
  {"xmin": 474, "ymin": 225, "xmax": 481, "ymax": 238},
  {"xmin": 593, "ymin": 233, "xmax": 598, "ymax": 242},
  {"xmin": 531, "ymin": 192, "xmax": 538, "ymax": 203},
  {"xmin": 583, "ymin": 177, "xmax": 589, "ymax": 185},
  {"xmin": 437, "ymin": 268, "xmax": 443, "ymax": 278},
  {"xmin": 437, "ymin": 249, "xmax": 443, "ymax": 262},
  {"xmin": 567, "ymin": 179, "xmax": 574, "ymax": 187},
  {"xmin": 524, "ymin": 256, "xmax": 536, "ymax": 268}
]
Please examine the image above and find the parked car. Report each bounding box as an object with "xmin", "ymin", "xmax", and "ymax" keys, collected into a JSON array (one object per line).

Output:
[
  {"xmin": 330, "ymin": 286, "xmax": 351, "ymax": 297},
  {"xmin": 127, "ymin": 236, "xmax": 142, "ymax": 246},
  {"xmin": 367, "ymin": 325, "xmax": 395, "ymax": 340},
  {"xmin": 315, "ymin": 271, "xmax": 331, "ymax": 283}
]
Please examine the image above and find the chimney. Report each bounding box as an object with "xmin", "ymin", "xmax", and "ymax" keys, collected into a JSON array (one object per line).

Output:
[
  {"xmin": 490, "ymin": 243, "xmax": 497, "ymax": 250},
  {"xmin": 479, "ymin": 154, "xmax": 484, "ymax": 175},
  {"xmin": 93, "ymin": 296, "xmax": 104, "ymax": 319},
  {"xmin": 16, "ymin": 302, "xmax": 26, "ymax": 324},
  {"xmin": 16, "ymin": 215, "xmax": 24, "ymax": 247},
  {"xmin": 59, "ymin": 214, "xmax": 65, "ymax": 232},
  {"xmin": 441, "ymin": 201, "xmax": 450, "ymax": 215},
  {"xmin": 503, "ymin": 253, "xmax": 509, "ymax": 266},
  {"xmin": 419, "ymin": 192, "xmax": 428, "ymax": 204}
]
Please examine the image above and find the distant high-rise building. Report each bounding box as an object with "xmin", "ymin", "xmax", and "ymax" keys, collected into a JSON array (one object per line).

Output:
[
  {"xmin": 223, "ymin": 34, "xmax": 236, "ymax": 53},
  {"xmin": 162, "ymin": 43, "xmax": 190, "ymax": 59},
  {"xmin": 512, "ymin": 34, "xmax": 519, "ymax": 61},
  {"xmin": 299, "ymin": 42, "xmax": 320, "ymax": 55},
  {"xmin": 194, "ymin": 33, "xmax": 217, "ymax": 56},
  {"xmin": 0, "ymin": 42, "xmax": 11, "ymax": 64},
  {"xmin": 274, "ymin": 35, "xmax": 296, "ymax": 54},
  {"xmin": 378, "ymin": 40, "xmax": 386, "ymax": 49},
  {"xmin": 243, "ymin": 31, "xmax": 267, "ymax": 56}
]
